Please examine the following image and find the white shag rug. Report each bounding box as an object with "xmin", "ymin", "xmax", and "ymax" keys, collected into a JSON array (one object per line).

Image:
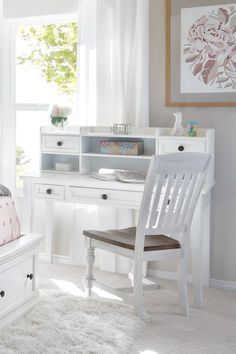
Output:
[{"xmin": 0, "ymin": 291, "xmax": 143, "ymax": 354}]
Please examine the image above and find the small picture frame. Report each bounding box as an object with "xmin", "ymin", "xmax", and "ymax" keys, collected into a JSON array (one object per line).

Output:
[{"xmin": 112, "ymin": 124, "xmax": 131, "ymax": 135}]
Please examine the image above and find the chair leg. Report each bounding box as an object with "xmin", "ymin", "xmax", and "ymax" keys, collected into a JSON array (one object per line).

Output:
[
  {"xmin": 133, "ymin": 257, "xmax": 144, "ymax": 319},
  {"xmin": 85, "ymin": 244, "xmax": 95, "ymax": 297},
  {"xmin": 177, "ymin": 251, "xmax": 189, "ymax": 317}
]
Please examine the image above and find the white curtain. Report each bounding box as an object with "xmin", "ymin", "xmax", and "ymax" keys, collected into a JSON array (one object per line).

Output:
[
  {"xmin": 77, "ymin": 0, "xmax": 149, "ymax": 126},
  {"xmin": 0, "ymin": 0, "xmax": 4, "ymax": 182},
  {"xmin": 73, "ymin": 0, "xmax": 149, "ymax": 273},
  {"xmin": 0, "ymin": 2, "xmax": 12, "ymax": 187},
  {"xmin": 9, "ymin": 0, "xmax": 149, "ymax": 274}
]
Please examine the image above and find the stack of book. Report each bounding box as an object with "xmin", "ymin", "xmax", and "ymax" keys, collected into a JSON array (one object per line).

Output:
[{"xmin": 90, "ymin": 169, "xmax": 146, "ymax": 183}]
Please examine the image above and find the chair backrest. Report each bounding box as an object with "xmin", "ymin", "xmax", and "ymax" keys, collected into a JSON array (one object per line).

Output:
[{"xmin": 137, "ymin": 153, "xmax": 211, "ymax": 240}]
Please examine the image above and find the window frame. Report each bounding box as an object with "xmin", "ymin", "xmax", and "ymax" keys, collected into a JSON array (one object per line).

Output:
[{"xmin": 5, "ymin": 13, "xmax": 78, "ymax": 194}]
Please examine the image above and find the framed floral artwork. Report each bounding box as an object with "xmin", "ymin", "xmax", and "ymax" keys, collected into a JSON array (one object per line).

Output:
[{"xmin": 166, "ymin": 0, "xmax": 236, "ymax": 106}]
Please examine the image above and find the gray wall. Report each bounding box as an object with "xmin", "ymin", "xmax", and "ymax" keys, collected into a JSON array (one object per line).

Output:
[{"xmin": 150, "ymin": 0, "xmax": 236, "ymax": 282}]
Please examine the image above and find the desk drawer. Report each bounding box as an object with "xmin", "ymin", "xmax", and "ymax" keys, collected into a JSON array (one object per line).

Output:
[
  {"xmin": 159, "ymin": 139, "xmax": 206, "ymax": 154},
  {"xmin": 66, "ymin": 186, "xmax": 142, "ymax": 207},
  {"xmin": 42, "ymin": 135, "xmax": 80, "ymax": 154},
  {"xmin": 34, "ymin": 183, "xmax": 65, "ymax": 200}
]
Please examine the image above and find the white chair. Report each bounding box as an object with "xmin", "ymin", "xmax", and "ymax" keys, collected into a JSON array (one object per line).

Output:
[{"xmin": 83, "ymin": 153, "xmax": 211, "ymax": 318}]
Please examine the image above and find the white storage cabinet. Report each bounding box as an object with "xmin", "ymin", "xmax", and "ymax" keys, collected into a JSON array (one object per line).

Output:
[
  {"xmin": 40, "ymin": 126, "xmax": 80, "ymax": 174},
  {"xmin": 0, "ymin": 234, "xmax": 44, "ymax": 327}
]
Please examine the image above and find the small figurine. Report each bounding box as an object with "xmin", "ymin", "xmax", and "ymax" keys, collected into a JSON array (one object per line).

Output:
[
  {"xmin": 187, "ymin": 121, "xmax": 197, "ymax": 137},
  {"xmin": 171, "ymin": 112, "xmax": 184, "ymax": 136}
]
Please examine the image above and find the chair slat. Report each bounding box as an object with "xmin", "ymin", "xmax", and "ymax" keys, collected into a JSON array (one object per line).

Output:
[
  {"xmin": 164, "ymin": 173, "xmax": 183, "ymax": 227},
  {"xmin": 184, "ymin": 173, "xmax": 206, "ymax": 228},
  {"xmin": 156, "ymin": 174, "xmax": 175, "ymax": 229},
  {"xmin": 147, "ymin": 173, "xmax": 166, "ymax": 229},
  {"xmin": 176, "ymin": 174, "xmax": 198, "ymax": 231}
]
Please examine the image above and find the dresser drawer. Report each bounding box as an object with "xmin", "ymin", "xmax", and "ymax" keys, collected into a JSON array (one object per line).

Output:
[
  {"xmin": 159, "ymin": 139, "xmax": 206, "ymax": 154},
  {"xmin": 0, "ymin": 255, "xmax": 34, "ymax": 315},
  {"xmin": 66, "ymin": 186, "xmax": 142, "ymax": 208},
  {"xmin": 34, "ymin": 183, "xmax": 65, "ymax": 200},
  {"xmin": 42, "ymin": 135, "xmax": 80, "ymax": 154}
]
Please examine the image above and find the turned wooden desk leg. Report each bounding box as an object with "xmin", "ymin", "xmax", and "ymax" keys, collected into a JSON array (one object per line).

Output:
[
  {"xmin": 84, "ymin": 239, "xmax": 95, "ymax": 296},
  {"xmin": 129, "ymin": 261, "xmax": 148, "ymax": 285}
]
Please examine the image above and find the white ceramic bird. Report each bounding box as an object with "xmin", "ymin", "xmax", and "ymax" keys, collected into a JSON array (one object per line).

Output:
[{"xmin": 171, "ymin": 112, "xmax": 184, "ymax": 136}]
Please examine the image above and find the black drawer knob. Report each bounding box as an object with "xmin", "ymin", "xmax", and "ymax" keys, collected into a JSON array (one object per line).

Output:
[
  {"xmin": 178, "ymin": 145, "xmax": 185, "ymax": 152},
  {"xmin": 57, "ymin": 141, "xmax": 63, "ymax": 147},
  {"xmin": 27, "ymin": 273, "xmax": 33, "ymax": 280},
  {"xmin": 0, "ymin": 290, "xmax": 5, "ymax": 297},
  {"xmin": 46, "ymin": 188, "xmax": 52, "ymax": 194},
  {"xmin": 101, "ymin": 194, "xmax": 108, "ymax": 200}
]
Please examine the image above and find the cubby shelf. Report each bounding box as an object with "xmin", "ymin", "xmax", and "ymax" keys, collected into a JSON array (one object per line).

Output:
[
  {"xmin": 41, "ymin": 152, "xmax": 80, "ymax": 156},
  {"xmin": 81, "ymin": 153, "xmax": 152, "ymax": 159},
  {"xmin": 40, "ymin": 125, "xmax": 215, "ymax": 189},
  {"xmin": 82, "ymin": 133, "xmax": 157, "ymax": 139},
  {"xmin": 41, "ymin": 169, "xmax": 80, "ymax": 175}
]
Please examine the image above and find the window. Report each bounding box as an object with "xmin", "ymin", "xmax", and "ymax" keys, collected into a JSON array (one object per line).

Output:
[{"xmin": 12, "ymin": 15, "xmax": 78, "ymax": 189}]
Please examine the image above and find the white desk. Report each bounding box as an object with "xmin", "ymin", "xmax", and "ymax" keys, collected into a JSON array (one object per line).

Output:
[
  {"xmin": 22, "ymin": 125, "xmax": 215, "ymax": 308},
  {"xmin": 22, "ymin": 172, "xmax": 213, "ymax": 307}
]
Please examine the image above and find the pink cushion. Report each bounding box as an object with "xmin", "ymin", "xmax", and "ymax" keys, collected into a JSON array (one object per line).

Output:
[{"xmin": 0, "ymin": 197, "xmax": 20, "ymax": 247}]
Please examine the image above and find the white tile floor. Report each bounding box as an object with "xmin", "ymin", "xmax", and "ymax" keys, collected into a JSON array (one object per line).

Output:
[{"xmin": 40, "ymin": 263, "xmax": 236, "ymax": 354}]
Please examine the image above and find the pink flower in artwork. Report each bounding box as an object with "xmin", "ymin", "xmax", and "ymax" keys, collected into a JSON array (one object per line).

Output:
[{"xmin": 184, "ymin": 6, "xmax": 236, "ymax": 89}]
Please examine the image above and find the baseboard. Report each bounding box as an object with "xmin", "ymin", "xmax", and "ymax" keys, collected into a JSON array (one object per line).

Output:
[
  {"xmin": 52, "ymin": 254, "xmax": 74, "ymax": 265},
  {"xmin": 39, "ymin": 253, "xmax": 51, "ymax": 263},
  {"xmin": 40, "ymin": 253, "xmax": 84, "ymax": 266},
  {"xmin": 39, "ymin": 254, "xmax": 236, "ymax": 291},
  {"xmin": 148, "ymin": 269, "xmax": 236, "ymax": 291},
  {"xmin": 147, "ymin": 269, "xmax": 193, "ymax": 283},
  {"xmin": 210, "ymin": 279, "xmax": 236, "ymax": 290}
]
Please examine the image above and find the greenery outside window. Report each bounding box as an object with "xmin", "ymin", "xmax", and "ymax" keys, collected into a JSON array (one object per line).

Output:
[{"xmin": 14, "ymin": 16, "xmax": 78, "ymax": 189}]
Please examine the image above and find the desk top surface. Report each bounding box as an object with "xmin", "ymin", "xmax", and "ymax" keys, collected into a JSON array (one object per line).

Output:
[
  {"xmin": 21, "ymin": 172, "xmax": 215, "ymax": 195},
  {"xmin": 21, "ymin": 173, "xmax": 145, "ymax": 192}
]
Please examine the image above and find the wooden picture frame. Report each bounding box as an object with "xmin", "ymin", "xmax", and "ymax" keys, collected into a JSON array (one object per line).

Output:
[{"xmin": 166, "ymin": 0, "xmax": 236, "ymax": 107}]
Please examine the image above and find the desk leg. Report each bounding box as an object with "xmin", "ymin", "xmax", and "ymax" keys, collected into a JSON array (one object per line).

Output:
[
  {"xmin": 44, "ymin": 200, "xmax": 54, "ymax": 263},
  {"xmin": 129, "ymin": 262, "xmax": 148, "ymax": 283},
  {"xmin": 202, "ymin": 193, "xmax": 211, "ymax": 287},
  {"xmin": 191, "ymin": 194, "xmax": 210, "ymax": 308},
  {"xmin": 22, "ymin": 180, "xmax": 33, "ymax": 234},
  {"xmin": 124, "ymin": 262, "xmax": 160, "ymax": 293}
]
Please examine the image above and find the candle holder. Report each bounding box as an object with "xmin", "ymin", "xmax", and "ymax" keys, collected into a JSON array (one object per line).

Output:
[{"xmin": 112, "ymin": 124, "xmax": 131, "ymax": 135}]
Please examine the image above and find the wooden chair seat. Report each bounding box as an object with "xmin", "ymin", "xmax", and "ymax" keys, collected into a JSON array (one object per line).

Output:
[{"xmin": 83, "ymin": 227, "xmax": 180, "ymax": 251}]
